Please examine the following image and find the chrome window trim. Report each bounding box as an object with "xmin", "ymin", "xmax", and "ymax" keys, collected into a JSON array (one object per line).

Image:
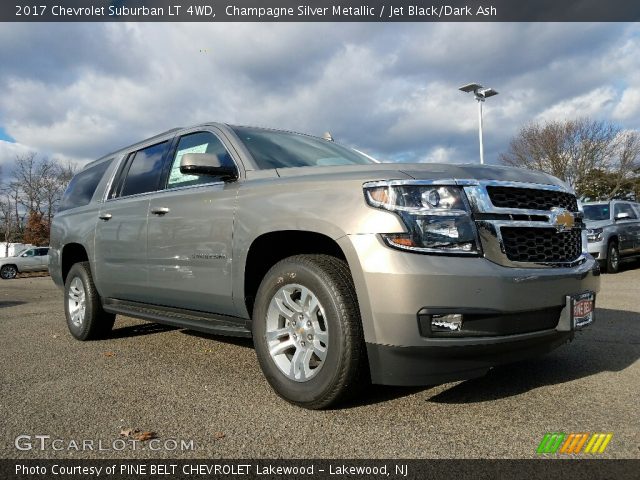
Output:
[
  {"xmin": 154, "ymin": 180, "xmax": 226, "ymax": 194},
  {"xmin": 101, "ymin": 154, "xmax": 127, "ymax": 203},
  {"xmin": 102, "ymin": 128, "xmax": 240, "ymax": 204}
]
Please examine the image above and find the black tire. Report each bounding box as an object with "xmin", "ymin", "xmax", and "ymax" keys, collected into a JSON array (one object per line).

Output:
[
  {"xmin": 64, "ymin": 261, "xmax": 115, "ymax": 340},
  {"xmin": 252, "ymin": 254, "xmax": 367, "ymax": 409},
  {"xmin": 605, "ymin": 240, "xmax": 620, "ymax": 274},
  {"xmin": 0, "ymin": 264, "xmax": 18, "ymax": 279}
]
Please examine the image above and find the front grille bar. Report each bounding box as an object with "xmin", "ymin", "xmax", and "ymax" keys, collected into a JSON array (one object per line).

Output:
[{"xmin": 461, "ymin": 180, "xmax": 588, "ymax": 269}]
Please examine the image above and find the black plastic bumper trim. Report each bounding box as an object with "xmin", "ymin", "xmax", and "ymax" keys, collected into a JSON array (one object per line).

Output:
[{"xmin": 366, "ymin": 330, "xmax": 573, "ymax": 386}]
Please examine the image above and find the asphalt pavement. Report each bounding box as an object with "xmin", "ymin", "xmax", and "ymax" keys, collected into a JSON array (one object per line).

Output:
[{"xmin": 1, "ymin": 265, "xmax": 638, "ymax": 459}]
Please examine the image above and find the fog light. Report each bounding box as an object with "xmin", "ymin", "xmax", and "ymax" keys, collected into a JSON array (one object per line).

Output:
[{"xmin": 431, "ymin": 314, "xmax": 463, "ymax": 333}]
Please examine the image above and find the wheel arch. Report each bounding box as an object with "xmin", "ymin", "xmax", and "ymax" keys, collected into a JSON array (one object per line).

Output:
[
  {"xmin": 61, "ymin": 243, "xmax": 90, "ymax": 284},
  {"xmin": 242, "ymin": 230, "xmax": 351, "ymax": 317}
]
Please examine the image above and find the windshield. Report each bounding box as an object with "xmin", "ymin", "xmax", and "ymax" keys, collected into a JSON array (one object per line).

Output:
[
  {"xmin": 583, "ymin": 204, "xmax": 611, "ymax": 221},
  {"xmin": 232, "ymin": 127, "xmax": 374, "ymax": 169}
]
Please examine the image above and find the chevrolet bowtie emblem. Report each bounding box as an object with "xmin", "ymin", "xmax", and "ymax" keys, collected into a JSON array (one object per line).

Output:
[{"xmin": 549, "ymin": 207, "xmax": 575, "ymax": 232}]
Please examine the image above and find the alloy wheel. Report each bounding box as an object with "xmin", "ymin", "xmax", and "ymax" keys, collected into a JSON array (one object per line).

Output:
[
  {"xmin": 67, "ymin": 277, "xmax": 87, "ymax": 327},
  {"xmin": 265, "ymin": 283, "xmax": 329, "ymax": 382}
]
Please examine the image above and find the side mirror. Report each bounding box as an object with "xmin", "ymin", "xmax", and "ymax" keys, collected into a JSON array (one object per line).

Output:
[
  {"xmin": 614, "ymin": 212, "xmax": 631, "ymax": 221},
  {"xmin": 180, "ymin": 153, "xmax": 238, "ymax": 181}
]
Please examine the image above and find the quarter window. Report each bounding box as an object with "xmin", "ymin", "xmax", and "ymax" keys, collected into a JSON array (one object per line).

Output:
[
  {"xmin": 59, "ymin": 159, "xmax": 112, "ymax": 211},
  {"xmin": 166, "ymin": 132, "xmax": 234, "ymax": 189},
  {"xmin": 120, "ymin": 142, "xmax": 168, "ymax": 197}
]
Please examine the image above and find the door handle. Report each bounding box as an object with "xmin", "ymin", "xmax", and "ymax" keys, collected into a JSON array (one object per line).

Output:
[
  {"xmin": 98, "ymin": 213, "xmax": 112, "ymax": 221},
  {"xmin": 151, "ymin": 207, "xmax": 170, "ymax": 216}
]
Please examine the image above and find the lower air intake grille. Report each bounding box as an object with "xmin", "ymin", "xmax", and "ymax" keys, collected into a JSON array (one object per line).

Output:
[{"xmin": 501, "ymin": 227, "xmax": 582, "ymax": 264}]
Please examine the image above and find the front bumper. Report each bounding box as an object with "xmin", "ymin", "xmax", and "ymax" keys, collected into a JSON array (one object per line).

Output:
[
  {"xmin": 367, "ymin": 329, "xmax": 573, "ymax": 386},
  {"xmin": 338, "ymin": 234, "xmax": 600, "ymax": 386},
  {"xmin": 587, "ymin": 240, "xmax": 607, "ymax": 260}
]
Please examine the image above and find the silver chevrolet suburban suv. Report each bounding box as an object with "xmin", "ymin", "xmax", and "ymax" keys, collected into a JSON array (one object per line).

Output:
[
  {"xmin": 49, "ymin": 123, "xmax": 600, "ymax": 409},
  {"xmin": 583, "ymin": 200, "xmax": 640, "ymax": 273}
]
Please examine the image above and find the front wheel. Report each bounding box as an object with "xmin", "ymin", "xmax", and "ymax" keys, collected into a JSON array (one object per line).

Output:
[
  {"xmin": 252, "ymin": 255, "xmax": 367, "ymax": 409},
  {"xmin": 1, "ymin": 264, "xmax": 18, "ymax": 279},
  {"xmin": 64, "ymin": 261, "xmax": 115, "ymax": 340},
  {"xmin": 605, "ymin": 241, "xmax": 620, "ymax": 274}
]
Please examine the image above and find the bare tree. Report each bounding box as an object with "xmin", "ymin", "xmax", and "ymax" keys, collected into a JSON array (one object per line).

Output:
[
  {"xmin": 0, "ymin": 187, "xmax": 15, "ymax": 256},
  {"xmin": 500, "ymin": 118, "xmax": 622, "ymax": 193},
  {"xmin": 8, "ymin": 153, "xmax": 76, "ymax": 224},
  {"xmin": 0, "ymin": 153, "xmax": 77, "ymax": 247},
  {"xmin": 606, "ymin": 130, "xmax": 640, "ymax": 199}
]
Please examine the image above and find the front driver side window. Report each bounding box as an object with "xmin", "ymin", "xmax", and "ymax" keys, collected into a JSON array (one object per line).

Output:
[
  {"xmin": 615, "ymin": 203, "xmax": 637, "ymax": 219},
  {"xmin": 166, "ymin": 131, "xmax": 234, "ymax": 189}
]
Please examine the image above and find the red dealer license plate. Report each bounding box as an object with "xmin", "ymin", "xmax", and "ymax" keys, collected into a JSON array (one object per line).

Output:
[{"xmin": 572, "ymin": 291, "xmax": 595, "ymax": 329}]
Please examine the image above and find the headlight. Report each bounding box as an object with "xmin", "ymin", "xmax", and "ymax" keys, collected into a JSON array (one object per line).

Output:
[
  {"xmin": 364, "ymin": 182, "xmax": 480, "ymax": 255},
  {"xmin": 587, "ymin": 228, "xmax": 603, "ymax": 243}
]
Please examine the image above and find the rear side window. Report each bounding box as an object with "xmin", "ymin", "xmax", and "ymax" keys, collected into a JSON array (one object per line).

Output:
[
  {"xmin": 59, "ymin": 159, "xmax": 112, "ymax": 211},
  {"xmin": 120, "ymin": 142, "xmax": 168, "ymax": 197}
]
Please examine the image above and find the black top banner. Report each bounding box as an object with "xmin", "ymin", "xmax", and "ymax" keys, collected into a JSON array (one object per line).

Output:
[{"xmin": 3, "ymin": 0, "xmax": 640, "ymax": 22}]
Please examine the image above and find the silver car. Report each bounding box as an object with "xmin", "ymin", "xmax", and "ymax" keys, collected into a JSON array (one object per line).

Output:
[
  {"xmin": 584, "ymin": 200, "xmax": 640, "ymax": 273},
  {"xmin": 48, "ymin": 123, "xmax": 600, "ymax": 409},
  {"xmin": 0, "ymin": 247, "xmax": 50, "ymax": 279}
]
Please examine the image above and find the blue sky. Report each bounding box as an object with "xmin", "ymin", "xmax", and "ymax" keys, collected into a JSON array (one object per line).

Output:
[
  {"xmin": 0, "ymin": 127, "xmax": 14, "ymax": 143},
  {"xmin": 0, "ymin": 23, "xmax": 639, "ymax": 170}
]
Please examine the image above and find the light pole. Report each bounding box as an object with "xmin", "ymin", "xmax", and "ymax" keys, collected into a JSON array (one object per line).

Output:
[{"xmin": 459, "ymin": 83, "xmax": 498, "ymax": 165}]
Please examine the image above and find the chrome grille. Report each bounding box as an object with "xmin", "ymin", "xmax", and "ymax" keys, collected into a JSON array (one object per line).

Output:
[
  {"xmin": 463, "ymin": 181, "xmax": 586, "ymax": 268},
  {"xmin": 487, "ymin": 186, "xmax": 578, "ymax": 212},
  {"xmin": 500, "ymin": 227, "xmax": 582, "ymax": 264}
]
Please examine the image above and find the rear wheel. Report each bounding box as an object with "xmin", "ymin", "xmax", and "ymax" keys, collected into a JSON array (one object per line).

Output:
[
  {"xmin": 605, "ymin": 241, "xmax": 620, "ymax": 274},
  {"xmin": 252, "ymin": 254, "xmax": 366, "ymax": 409},
  {"xmin": 0, "ymin": 264, "xmax": 18, "ymax": 279},
  {"xmin": 64, "ymin": 262, "xmax": 115, "ymax": 340}
]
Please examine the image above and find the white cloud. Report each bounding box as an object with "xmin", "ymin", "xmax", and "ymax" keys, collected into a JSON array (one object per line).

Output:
[
  {"xmin": 418, "ymin": 146, "xmax": 460, "ymax": 164},
  {"xmin": 0, "ymin": 140, "xmax": 36, "ymax": 174},
  {"xmin": 612, "ymin": 88, "xmax": 640, "ymax": 121},
  {"xmin": 0, "ymin": 23, "xmax": 638, "ymax": 167},
  {"xmin": 535, "ymin": 87, "xmax": 618, "ymax": 123}
]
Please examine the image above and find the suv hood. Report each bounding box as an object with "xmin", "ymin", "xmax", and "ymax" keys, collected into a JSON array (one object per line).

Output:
[
  {"xmin": 584, "ymin": 219, "xmax": 612, "ymax": 229},
  {"xmin": 276, "ymin": 163, "xmax": 567, "ymax": 188}
]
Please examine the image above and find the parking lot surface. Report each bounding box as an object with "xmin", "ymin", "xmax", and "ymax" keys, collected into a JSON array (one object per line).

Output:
[{"xmin": 1, "ymin": 266, "xmax": 638, "ymax": 459}]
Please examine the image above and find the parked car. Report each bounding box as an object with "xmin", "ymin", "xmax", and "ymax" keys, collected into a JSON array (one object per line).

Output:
[
  {"xmin": 49, "ymin": 123, "xmax": 600, "ymax": 409},
  {"xmin": 583, "ymin": 200, "xmax": 640, "ymax": 273},
  {"xmin": 0, "ymin": 246, "xmax": 50, "ymax": 279}
]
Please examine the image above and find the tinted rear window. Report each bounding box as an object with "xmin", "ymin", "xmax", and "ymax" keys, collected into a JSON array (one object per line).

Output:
[
  {"xmin": 232, "ymin": 127, "xmax": 373, "ymax": 169},
  {"xmin": 59, "ymin": 160, "xmax": 112, "ymax": 211}
]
